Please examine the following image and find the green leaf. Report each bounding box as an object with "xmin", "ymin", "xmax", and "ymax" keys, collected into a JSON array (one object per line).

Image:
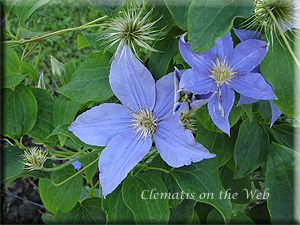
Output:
[
  {"xmin": 254, "ymin": 100, "xmax": 271, "ymax": 124},
  {"xmin": 265, "ymin": 143, "xmax": 296, "ymax": 223},
  {"xmin": 1, "ymin": 146, "xmax": 25, "ymax": 182},
  {"xmin": 148, "ymin": 27, "xmax": 180, "ymax": 80},
  {"xmin": 122, "ymin": 172, "xmax": 170, "ymax": 224},
  {"xmin": 39, "ymin": 165, "xmax": 83, "ymax": 214},
  {"xmin": 206, "ymin": 208, "xmax": 224, "ymax": 224},
  {"xmin": 164, "ymin": 0, "xmax": 192, "ymax": 30},
  {"xmin": 3, "ymin": 45, "xmax": 21, "ymax": 75},
  {"xmin": 47, "ymin": 124, "xmax": 83, "ymax": 147},
  {"xmin": 220, "ymin": 166, "xmax": 251, "ymax": 204},
  {"xmin": 241, "ymin": 104, "xmax": 253, "ymax": 122},
  {"xmin": 171, "ymin": 158, "xmax": 232, "ymax": 224},
  {"xmin": 195, "ymin": 101, "xmax": 242, "ymax": 133},
  {"xmin": 77, "ymin": 32, "xmax": 90, "ymax": 50},
  {"xmin": 53, "ymin": 97, "xmax": 81, "ymax": 127},
  {"xmin": 55, "ymin": 197, "xmax": 106, "ymax": 224},
  {"xmin": 169, "ymin": 199, "xmax": 197, "ymax": 224},
  {"xmin": 260, "ymin": 31, "xmax": 296, "ymax": 116},
  {"xmin": 1, "ymin": 84, "xmax": 37, "ymax": 138},
  {"xmin": 79, "ymin": 152, "xmax": 99, "ymax": 184},
  {"xmin": 246, "ymin": 202, "xmax": 271, "ymax": 224},
  {"xmin": 272, "ymin": 123, "xmax": 298, "ymax": 149},
  {"xmin": 57, "ymin": 51, "xmax": 114, "ymax": 104},
  {"xmin": 102, "ymin": 185, "xmax": 135, "ymax": 224},
  {"xmin": 187, "ymin": 0, "xmax": 254, "ymax": 52},
  {"xmin": 233, "ymin": 116, "xmax": 269, "ymax": 178},
  {"xmin": 21, "ymin": 61, "xmax": 38, "ymax": 84},
  {"xmin": 15, "ymin": 0, "xmax": 51, "ymax": 24},
  {"xmin": 62, "ymin": 59, "xmax": 77, "ymax": 85},
  {"xmin": 194, "ymin": 202, "xmax": 214, "ymax": 224},
  {"xmin": 230, "ymin": 212, "xmax": 255, "ymax": 224},
  {"xmin": 149, "ymin": 155, "xmax": 185, "ymax": 208},
  {"xmin": 27, "ymin": 87, "xmax": 56, "ymax": 143},
  {"xmin": 2, "ymin": 72, "xmax": 27, "ymax": 88},
  {"xmin": 88, "ymin": 0, "xmax": 125, "ymax": 16},
  {"xmin": 2, "ymin": 0, "xmax": 20, "ymax": 14},
  {"xmin": 196, "ymin": 123, "xmax": 234, "ymax": 167}
]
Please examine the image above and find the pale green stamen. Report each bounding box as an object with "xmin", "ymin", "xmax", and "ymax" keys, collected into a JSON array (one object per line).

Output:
[
  {"xmin": 129, "ymin": 106, "xmax": 158, "ymax": 140},
  {"xmin": 209, "ymin": 57, "xmax": 238, "ymax": 87}
]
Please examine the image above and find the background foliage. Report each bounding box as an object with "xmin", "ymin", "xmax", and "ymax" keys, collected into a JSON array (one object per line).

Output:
[{"xmin": 1, "ymin": 0, "xmax": 299, "ymax": 224}]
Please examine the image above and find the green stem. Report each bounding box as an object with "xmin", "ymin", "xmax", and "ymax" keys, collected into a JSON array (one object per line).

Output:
[
  {"xmin": 265, "ymin": 6, "xmax": 300, "ymax": 70},
  {"xmin": 5, "ymin": 13, "xmax": 17, "ymax": 40},
  {"xmin": 13, "ymin": 138, "xmax": 26, "ymax": 149},
  {"xmin": 21, "ymin": 44, "xmax": 29, "ymax": 61},
  {"xmin": 50, "ymin": 157, "xmax": 99, "ymax": 187},
  {"xmin": 142, "ymin": 148, "xmax": 158, "ymax": 163},
  {"xmin": 46, "ymin": 146, "xmax": 72, "ymax": 156},
  {"xmin": 16, "ymin": 24, "xmax": 21, "ymax": 38},
  {"xmin": 1, "ymin": 138, "xmax": 15, "ymax": 146},
  {"xmin": 82, "ymin": 186, "xmax": 90, "ymax": 194},
  {"xmin": 3, "ymin": 21, "xmax": 105, "ymax": 46},
  {"xmin": 34, "ymin": 42, "xmax": 42, "ymax": 69},
  {"xmin": 42, "ymin": 151, "xmax": 95, "ymax": 172},
  {"xmin": 146, "ymin": 167, "xmax": 170, "ymax": 174}
]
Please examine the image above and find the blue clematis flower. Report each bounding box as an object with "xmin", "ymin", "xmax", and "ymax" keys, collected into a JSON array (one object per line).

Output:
[
  {"xmin": 234, "ymin": 29, "xmax": 282, "ymax": 127},
  {"xmin": 179, "ymin": 32, "xmax": 277, "ymax": 134},
  {"xmin": 68, "ymin": 156, "xmax": 82, "ymax": 170},
  {"xmin": 173, "ymin": 67, "xmax": 213, "ymax": 114},
  {"xmin": 69, "ymin": 45, "xmax": 215, "ymax": 197}
]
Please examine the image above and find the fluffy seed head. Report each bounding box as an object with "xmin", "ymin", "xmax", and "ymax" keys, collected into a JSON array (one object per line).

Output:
[
  {"xmin": 209, "ymin": 57, "xmax": 238, "ymax": 86},
  {"xmin": 21, "ymin": 147, "xmax": 48, "ymax": 170},
  {"xmin": 100, "ymin": 1, "xmax": 161, "ymax": 59},
  {"xmin": 129, "ymin": 106, "xmax": 158, "ymax": 141},
  {"xmin": 242, "ymin": 0, "xmax": 299, "ymax": 42}
]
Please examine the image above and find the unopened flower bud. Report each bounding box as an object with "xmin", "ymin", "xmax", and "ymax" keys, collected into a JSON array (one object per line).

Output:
[
  {"xmin": 38, "ymin": 73, "xmax": 46, "ymax": 90},
  {"xmin": 50, "ymin": 55, "xmax": 65, "ymax": 79},
  {"xmin": 21, "ymin": 147, "xmax": 48, "ymax": 170}
]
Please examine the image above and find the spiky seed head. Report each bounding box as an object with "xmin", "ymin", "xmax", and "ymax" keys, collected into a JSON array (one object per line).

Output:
[
  {"xmin": 242, "ymin": 0, "xmax": 299, "ymax": 43},
  {"xmin": 21, "ymin": 147, "xmax": 48, "ymax": 170},
  {"xmin": 99, "ymin": 1, "xmax": 161, "ymax": 59}
]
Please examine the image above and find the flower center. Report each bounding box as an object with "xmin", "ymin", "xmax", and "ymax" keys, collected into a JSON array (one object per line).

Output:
[
  {"xmin": 209, "ymin": 57, "xmax": 237, "ymax": 86},
  {"xmin": 129, "ymin": 106, "xmax": 158, "ymax": 140}
]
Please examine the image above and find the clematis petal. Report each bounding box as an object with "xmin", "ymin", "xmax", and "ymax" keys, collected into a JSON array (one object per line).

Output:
[
  {"xmin": 234, "ymin": 29, "xmax": 263, "ymax": 41},
  {"xmin": 190, "ymin": 93, "xmax": 213, "ymax": 111},
  {"xmin": 154, "ymin": 72, "xmax": 175, "ymax": 119},
  {"xmin": 270, "ymin": 101, "xmax": 282, "ymax": 127},
  {"xmin": 69, "ymin": 103, "xmax": 131, "ymax": 146},
  {"xmin": 229, "ymin": 39, "xmax": 268, "ymax": 73},
  {"xmin": 154, "ymin": 115, "xmax": 215, "ymax": 168},
  {"xmin": 109, "ymin": 45, "xmax": 156, "ymax": 110},
  {"xmin": 179, "ymin": 69, "xmax": 217, "ymax": 94},
  {"xmin": 208, "ymin": 86, "xmax": 235, "ymax": 134},
  {"xmin": 179, "ymin": 34, "xmax": 214, "ymax": 72},
  {"xmin": 99, "ymin": 132, "xmax": 152, "ymax": 197},
  {"xmin": 173, "ymin": 102, "xmax": 190, "ymax": 114},
  {"xmin": 238, "ymin": 95, "xmax": 258, "ymax": 106},
  {"xmin": 211, "ymin": 31, "xmax": 233, "ymax": 60},
  {"xmin": 231, "ymin": 73, "xmax": 277, "ymax": 100}
]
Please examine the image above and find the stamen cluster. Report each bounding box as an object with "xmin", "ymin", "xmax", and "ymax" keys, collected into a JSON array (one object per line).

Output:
[
  {"xmin": 129, "ymin": 106, "xmax": 158, "ymax": 140},
  {"xmin": 209, "ymin": 57, "xmax": 237, "ymax": 86},
  {"xmin": 21, "ymin": 147, "xmax": 48, "ymax": 170}
]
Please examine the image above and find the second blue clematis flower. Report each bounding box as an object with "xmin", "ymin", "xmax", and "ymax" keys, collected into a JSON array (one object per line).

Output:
[
  {"xmin": 179, "ymin": 32, "xmax": 277, "ymax": 134},
  {"xmin": 69, "ymin": 45, "xmax": 215, "ymax": 197}
]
